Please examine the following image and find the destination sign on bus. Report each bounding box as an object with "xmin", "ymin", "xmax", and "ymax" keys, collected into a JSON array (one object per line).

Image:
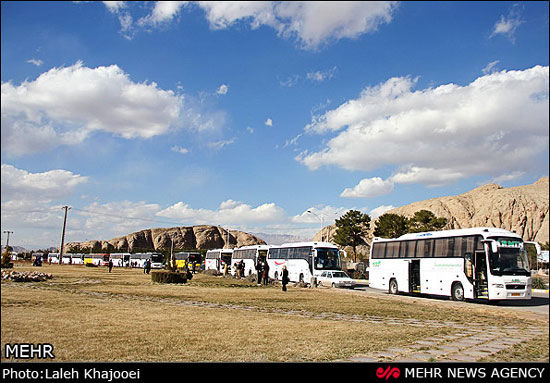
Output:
[{"xmin": 496, "ymin": 239, "xmax": 522, "ymax": 248}]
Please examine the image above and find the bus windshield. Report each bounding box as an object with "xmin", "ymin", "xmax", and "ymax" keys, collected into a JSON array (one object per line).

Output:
[
  {"xmin": 150, "ymin": 254, "xmax": 164, "ymax": 263},
  {"xmin": 488, "ymin": 245, "xmax": 530, "ymax": 276},
  {"xmin": 314, "ymin": 248, "xmax": 341, "ymax": 270}
]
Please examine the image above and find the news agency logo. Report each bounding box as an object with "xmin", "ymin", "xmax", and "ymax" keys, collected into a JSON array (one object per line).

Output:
[{"xmin": 376, "ymin": 365, "xmax": 401, "ymax": 380}]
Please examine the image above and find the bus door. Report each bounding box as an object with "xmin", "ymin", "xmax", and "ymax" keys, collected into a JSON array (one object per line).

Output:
[
  {"xmin": 474, "ymin": 250, "xmax": 488, "ymax": 298},
  {"xmin": 257, "ymin": 250, "xmax": 267, "ymax": 264},
  {"xmin": 409, "ymin": 260, "xmax": 420, "ymax": 293}
]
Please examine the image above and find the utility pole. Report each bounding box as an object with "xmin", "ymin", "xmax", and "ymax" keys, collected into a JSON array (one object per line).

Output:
[
  {"xmin": 307, "ymin": 210, "xmax": 325, "ymax": 241},
  {"xmin": 59, "ymin": 206, "xmax": 71, "ymax": 265},
  {"xmin": 3, "ymin": 230, "xmax": 13, "ymax": 256}
]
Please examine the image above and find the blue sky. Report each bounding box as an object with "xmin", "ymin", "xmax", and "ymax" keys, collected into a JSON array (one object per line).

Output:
[{"xmin": 1, "ymin": 1, "xmax": 549, "ymax": 250}]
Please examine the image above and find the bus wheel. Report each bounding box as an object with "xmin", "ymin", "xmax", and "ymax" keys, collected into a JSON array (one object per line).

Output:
[
  {"xmin": 451, "ymin": 282, "xmax": 464, "ymax": 301},
  {"xmin": 274, "ymin": 271, "xmax": 278, "ymax": 280},
  {"xmin": 389, "ymin": 279, "xmax": 398, "ymax": 295},
  {"xmin": 299, "ymin": 273, "xmax": 304, "ymax": 283}
]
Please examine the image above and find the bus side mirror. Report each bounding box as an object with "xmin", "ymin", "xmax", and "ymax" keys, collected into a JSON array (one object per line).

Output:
[{"xmin": 491, "ymin": 242, "xmax": 498, "ymax": 254}]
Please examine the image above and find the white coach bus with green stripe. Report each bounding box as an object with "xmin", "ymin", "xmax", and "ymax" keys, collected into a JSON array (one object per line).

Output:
[{"xmin": 369, "ymin": 227, "xmax": 532, "ymax": 301}]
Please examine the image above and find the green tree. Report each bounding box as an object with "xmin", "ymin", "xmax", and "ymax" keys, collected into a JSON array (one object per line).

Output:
[
  {"xmin": 332, "ymin": 210, "xmax": 371, "ymax": 262},
  {"xmin": 407, "ymin": 210, "xmax": 447, "ymax": 233},
  {"xmin": 373, "ymin": 213, "xmax": 409, "ymax": 238}
]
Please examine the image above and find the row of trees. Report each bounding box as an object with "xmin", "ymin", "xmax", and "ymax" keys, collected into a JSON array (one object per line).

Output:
[{"xmin": 332, "ymin": 209, "xmax": 448, "ymax": 262}]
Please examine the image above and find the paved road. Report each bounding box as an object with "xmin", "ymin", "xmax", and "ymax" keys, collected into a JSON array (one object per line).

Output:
[{"xmin": 351, "ymin": 283, "xmax": 549, "ymax": 316}]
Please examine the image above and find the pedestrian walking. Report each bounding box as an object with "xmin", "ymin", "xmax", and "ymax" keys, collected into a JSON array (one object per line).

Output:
[
  {"xmin": 282, "ymin": 265, "xmax": 289, "ymax": 292},
  {"xmin": 145, "ymin": 259, "xmax": 151, "ymax": 275}
]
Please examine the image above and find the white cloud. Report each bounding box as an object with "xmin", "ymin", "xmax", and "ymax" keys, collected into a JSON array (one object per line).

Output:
[
  {"xmin": 206, "ymin": 138, "xmax": 235, "ymax": 150},
  {"xmin": 482, "ymin": 60, "xmax": 500, "ymax": 74},
  {"xmin": 157, "ymin": 199, "xmax": 287, "ymax": 225},
  {"xmin": 109, "ymin": 2, "xmax": 398, "ymax": 50},
  {"xmin": 75, "ymin": 200, "xmax": 164, "ymax": 238},
  {"xmin": 341, "ymin": 177, "xmax": 394, "ymax": 198},
  {"xmin": 1, "ymin": 164, "xmax": 88, "ymax": 202},
  {"xmin": 171, "ymin": 145, "xmax": 189, "ymax": 154},
  {"xmin": 369, "ymin": 205, "xmax": 395, "ymax": 218},
  {"xmin": 292, "ymin": 205, "xmax": 351, "ymax": 224},
  {"xmin": 490, "ymin": 6, "xmax": 523, "ymax": 42},
  {"xmin": 306, "ymin": 66, "xmax": 337, "ymax": 83},
  {"xmin": 1, "ymin": 164, "xmax": 89, "ymax": 247},
  {"xmin": 265, "ymin": 118, "xmax": 273, "ymax": 127},
  {"xmin": 26, "ymin": 58, "xmax": 43, "ymax": 67},
  {"xmin": 390, "ymin": 166, "xmax": 465, "ymax": 187},
  {"xmin": 299, "ymin": 66, "xmax": 549, "ymax": 187},
  {"xmin": 138, "ymin": 1, "xmax": 188, "ymax": 26},
  {"xmin": 103, "ymin": 1, "xmax": 126, "ymax": 13},
  {"xmin": 216, "ymin": 84, "xmax": 229, "ymax": 95},
  {"xmin": 1, "ymin": 61, "xmax": 183, "ymax": 156}
]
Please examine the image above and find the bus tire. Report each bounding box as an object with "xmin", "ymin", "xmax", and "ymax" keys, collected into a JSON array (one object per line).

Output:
[
  {"xmin": 451, "ymin": 282, "xmax": 464, "ymax": 301},
  {"xmin": 274, "ymin": 271, "xmax": 278, "ymax": 280},
  {"xmin": 389, "ymin": 279, "xmax": 398, "ymax": 295},
  {"xmin": 299, "ymin": 273, "xmax": 304, "ymax": 283}
]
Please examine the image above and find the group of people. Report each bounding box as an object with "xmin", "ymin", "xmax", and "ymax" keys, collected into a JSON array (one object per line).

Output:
[
  {"xmin": 232, "ymin": 260, "xmax": 246, "ymax": 279},
  {"xmin": 255, "ymin": 259, "xmax": 270, "ymax": 286},
  {"xmin": 143, "ymin": 259, "xmax": 152, "ymax": 274},
  {"xmin": 228, "ymin": 259, "xmax": 289, "ymax": 291}
]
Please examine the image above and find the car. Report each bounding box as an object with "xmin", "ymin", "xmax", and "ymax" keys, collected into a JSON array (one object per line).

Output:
[{"xmin": 317, "ymin": 271, "xmax": 356, "ymax": 288}]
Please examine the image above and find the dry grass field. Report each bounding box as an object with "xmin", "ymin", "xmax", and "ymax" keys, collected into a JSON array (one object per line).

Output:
[{"xmin": 2, "ymin": 263, "xmax": 548, "ymax": 362}]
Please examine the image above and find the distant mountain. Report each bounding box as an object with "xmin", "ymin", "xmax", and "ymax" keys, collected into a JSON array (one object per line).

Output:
[
  {"xmin": 314, "ymin": 177, "xmax": 549, "ymax": 258},
  {"xmin": 252, "ymin": 233, "xmax": 311, "ymax": 245},
  {"xmin": 2, "ymin": 245, "xmax": 27, "ymax": 253},
  {"xmin": 387, "ymin": 177, "xmax": 549, "ymax": 243},
  {"xmin": 64, "ymin": 225, "xmax": 266, "ymax": 253}
]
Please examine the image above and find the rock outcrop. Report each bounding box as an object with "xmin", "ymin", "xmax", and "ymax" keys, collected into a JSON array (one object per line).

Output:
[
  {"xmin": 64, "ymin": 225, "xmax": 266, "ymax": 253},
  {"xmin": 314, "ymin": 177, "xmax": 549, "ymax": 258}
]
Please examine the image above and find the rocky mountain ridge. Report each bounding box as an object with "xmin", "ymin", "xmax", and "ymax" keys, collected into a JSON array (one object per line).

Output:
[
  {"xmin": 64, "ymin": 225, "xmax": 266, "ymax": 253},
  {"xmin": 314, "ymin": 177, "xmax": 549, "ymax": 258}
]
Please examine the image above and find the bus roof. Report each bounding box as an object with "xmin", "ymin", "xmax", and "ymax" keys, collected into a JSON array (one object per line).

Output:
[
  {"xmin": 276, "ymin": 241, "xmax": 339, "ymax": 248},
  {"xmin": 374, "ymin": 227, "xmax": 522, "ymax": 242},
  {"xmin": 206, "ymin": 248, "xmax": 234, "ymax": 253},
  {"xmin": 234, "ymin": 245, "xmax": 272, "ymax": 251}
]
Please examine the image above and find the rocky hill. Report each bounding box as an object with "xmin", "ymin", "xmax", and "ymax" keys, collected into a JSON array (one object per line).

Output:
[
  {"xmin": 64, "ymin": 225, "xmax": 266, "ymax": 253},
  {"xmin": 315, "ymin": 177, "xmax": 549, "ymax": 258}
]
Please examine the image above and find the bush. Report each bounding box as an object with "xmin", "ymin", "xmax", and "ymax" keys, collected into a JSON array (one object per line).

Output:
[
  {"xmin": 151, "ymin": 271, "xmax": 187, "ymax": 284},
  {"xmin": 532, "ymin": 277, "xmax": 547, "ymax": 290}
]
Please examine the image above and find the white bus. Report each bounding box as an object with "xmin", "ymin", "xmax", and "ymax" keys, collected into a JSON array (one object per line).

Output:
[
  {"xmin": 129, "ymin": 253, "xmax": 164, "ymax": 269},
  {"xmin": 231, "ymin": 245, "xmax": 272, "ymax": 277},
  {"xmin": 110, "ymin": 253, "xmax": 130, "ymax": 267},
  {"xmin": 47, "ymin": 253, "xmax": 60, "ymax": 264},
  {"xmin": 62, "ymin": 253, "xmax": 85, "ymax": 264},
  {"xmin": 205, "ymin": 249, "xmax": 233, "ymax": 273},
  {"xmin": 267, "ymin": 242, "xmax": 342, "ymax": 285},
  {"xmin": 72, "ymin": 254, "xmax": 85, "ymax": 265},
  {"xmin": 369, "ymin": 227, "xmax": 532, "ymax": 301}
]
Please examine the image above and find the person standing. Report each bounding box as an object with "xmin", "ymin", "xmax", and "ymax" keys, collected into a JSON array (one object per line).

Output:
[
  {"xmin": 256, "ymin": 260, "xmax": 263, "ymax": 285},
  {"xmin": 108, "ymin": 259, "xmax": 113, "ymax": 273},
  {"xmin": 262, "ymin": 261, "xmax": 270, "ymax": 286},
  {"xmin": 282, "ymin": 265, "xmax": 289, "ymax": 292}
]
